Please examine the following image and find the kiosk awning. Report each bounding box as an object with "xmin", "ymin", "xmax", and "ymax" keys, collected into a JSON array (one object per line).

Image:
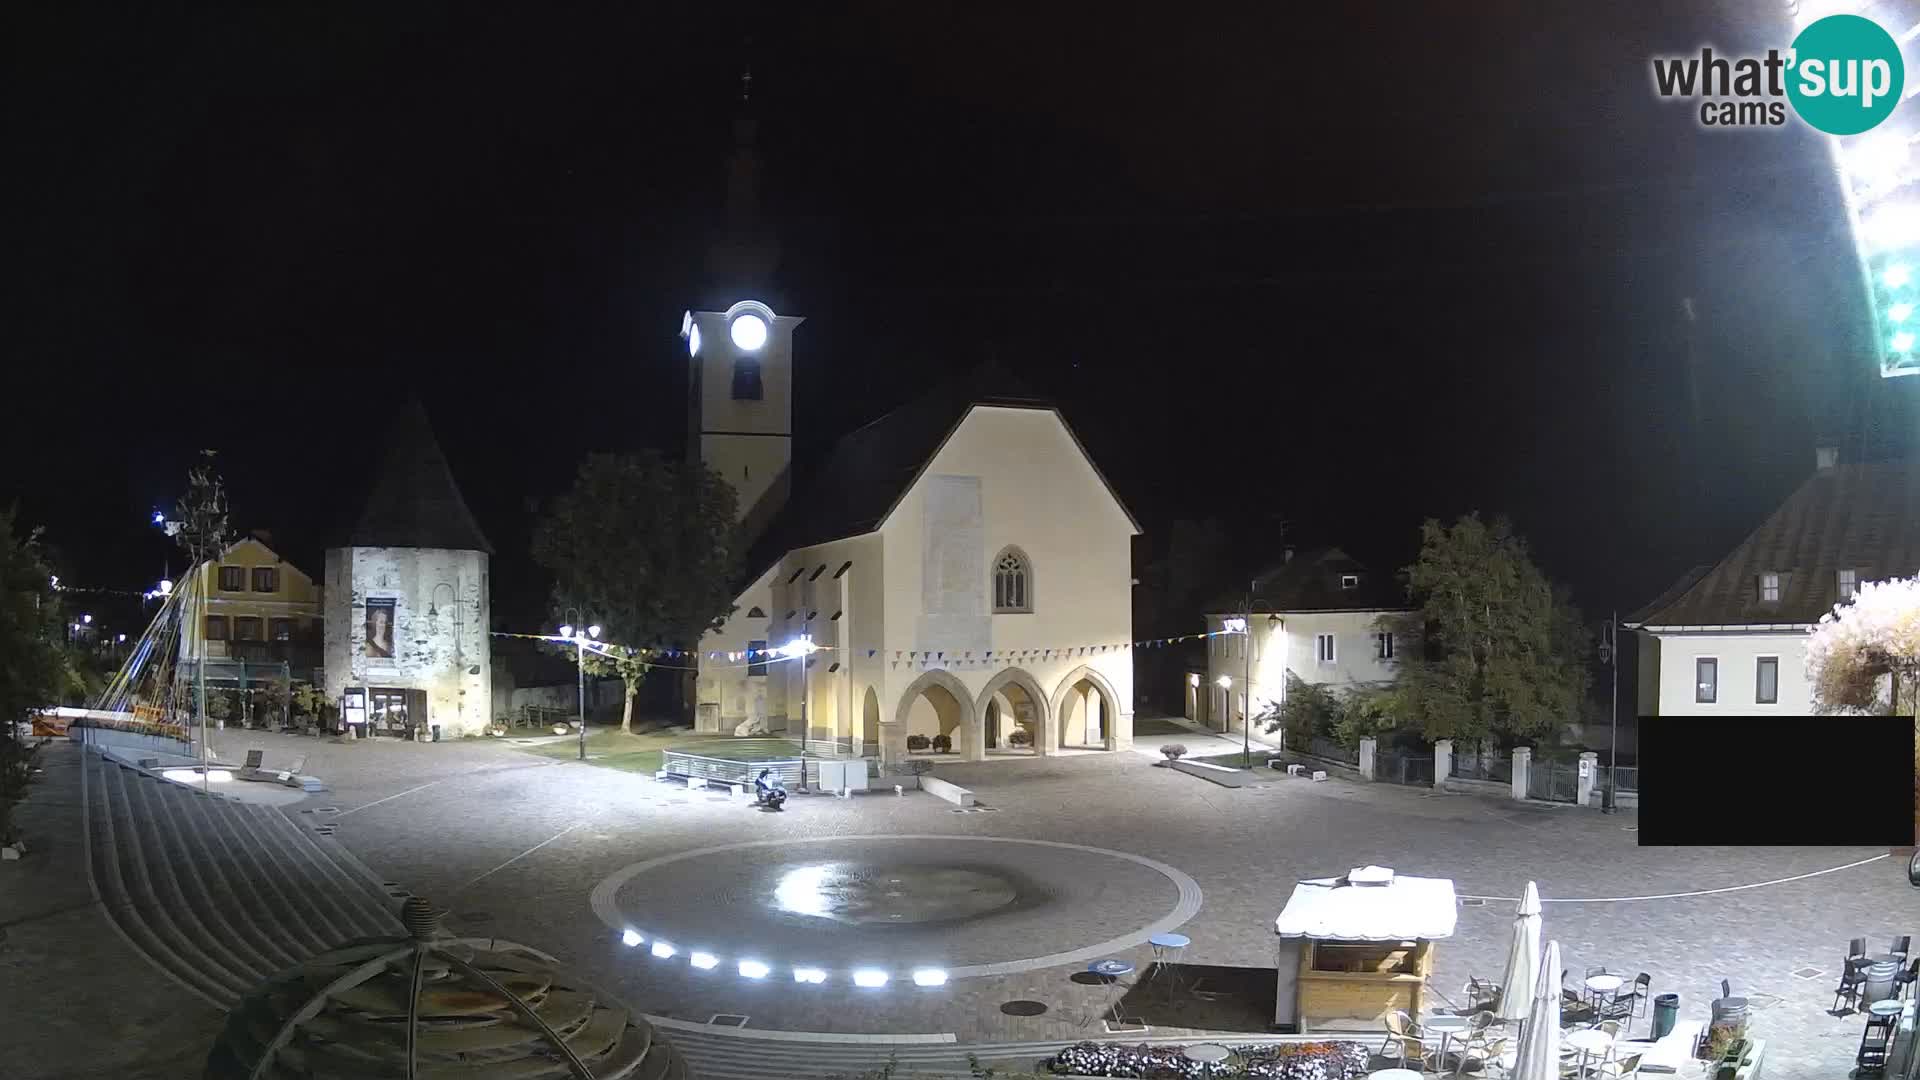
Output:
[{"xmin": 1274, "ymin": 867, "xmax": 1458, "ymax": 941}]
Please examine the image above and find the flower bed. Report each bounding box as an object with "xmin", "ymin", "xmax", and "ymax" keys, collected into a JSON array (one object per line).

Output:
[{"xmin": 1047, "ymin": 1040, "xmax": 1371, "ymax": 1079}]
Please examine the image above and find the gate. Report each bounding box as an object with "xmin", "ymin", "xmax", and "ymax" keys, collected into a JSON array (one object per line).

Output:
[
  {"xmin": 1528, "ymin": 758, "xmax": 1579, "ymax": 803},
  {"xmin": 1375, "ymin": 750, "xmax": 1435, "ymax": 787}
]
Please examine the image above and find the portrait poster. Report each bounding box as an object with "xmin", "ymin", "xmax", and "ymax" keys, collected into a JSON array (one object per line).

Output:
[{"xmin": 364, "ymin": 598, "xmax": 396, "ymax": 659}]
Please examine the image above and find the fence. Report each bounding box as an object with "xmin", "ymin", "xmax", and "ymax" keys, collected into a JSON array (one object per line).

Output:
[
  {"xmin": 1595, "ymin": 765, "xmax": 1638, "ymax": 794},
  {"xmin": 1451, "ymin": 747, "xmax": 1512, "ymax": 784},
  {"xmin": 1305, "ymin": 735, "xmax": 1360, "ymax": 767},
  {"xmin": 1374, "ymin": 750, "xmax": 1435, "ymax": 787}
]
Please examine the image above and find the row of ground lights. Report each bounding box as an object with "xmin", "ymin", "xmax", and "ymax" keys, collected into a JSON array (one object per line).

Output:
[{"xmin": 620, "ymin": 929, "xmax": 947, "ymax": 986}]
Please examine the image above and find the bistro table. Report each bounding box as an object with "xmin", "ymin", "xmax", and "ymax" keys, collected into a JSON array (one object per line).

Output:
[
  {"xmin": 1366, "ymin": 1071, "xmax": 1423, "ymax": 1080},
  {"xmin": 1184, "ymin": 1044, "xmax": 1232, "ymax": 1065},
  {"xmin": 1564, "ymin": 1026, "xmax": 1616, "ymax": 1077},
  {"xmin": 1086, "ymin": 959, "xmax": 1136, "ymax": 1029},
  {"xmin": 1585, "ymin": 973, "xmax": 1624, "ymax": 1012},
  {"xmin": 1422, "ymin": 1014, "xmax": 1472, "ymax": 1075}
]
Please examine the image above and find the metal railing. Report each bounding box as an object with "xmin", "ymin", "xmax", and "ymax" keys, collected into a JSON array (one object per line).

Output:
[
  {"xmin": 661, "ymin": 746, "xmax": 807, "ymax": 788},
  {"xmin": 1375, "ymin": 751, "xmax": 1435, "ymax": 787},
  {"xmin": 1527, "ymin": 759, "xmax": 1580, "ymax": 803},
  {"xmin": 1596, "ymin": 765, "xmax": 1639, "ymax": 794},
  {"xmin": 1306, "ymin": 735, "xmax": 1360, "ymax": 766},
  {"xmin": 1451, "ymin": 749, "xmax": 1512, "ymax": 784}
]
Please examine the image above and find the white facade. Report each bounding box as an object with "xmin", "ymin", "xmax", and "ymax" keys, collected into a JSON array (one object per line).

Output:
[
  {"xmin": 1644, "ymin": 629, "xmax": 1811, "ymax": 716},
  {"xmin": 695, "ymin": 403, "xmax": 1137, "ymax": 763},
  {"xmin": 322, "ymin": 546, "xmax": 493, "ymax": 737},
  {"xmin": 684, "ymin": 302, "xmax": 801, "ymax": 529},
  {"xmin": 1201, "ymin": 609, "xmax": 1400, "ymax": 732}
]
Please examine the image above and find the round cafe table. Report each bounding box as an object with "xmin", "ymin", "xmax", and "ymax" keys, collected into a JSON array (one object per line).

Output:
[
  {"xmin": 1367, "ymin": 1070, "xmax": 1422, "ymax": 1080},
  {"xmin": 1564, "ymin": 1027, "xmax": 1615, "ymax": 1076},
  {"xmin": 1086, "ymin": 959, "xmax": 1134, "ymax": 1029},
  {"xmin": 1184, "ymin": 1043, "xmax": 1232, "ymax": 1064},
  {"xmin": 1422, "ymin": 1014, "xmax": 1472, "ymax": 1074}
]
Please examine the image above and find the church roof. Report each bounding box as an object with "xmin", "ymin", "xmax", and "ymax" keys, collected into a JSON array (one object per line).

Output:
[
  {"xmin": 743, "ymin": 362, "xmax": 1138, "ymax": 581},
  {"xmin": 340, "ymin": 400, "xmax": 494, "ymax": 554},
  {"xmin": 1627, "ymin": 458, "xmax": 1920, "ymax": 628},
  {"xmin": 1205, "ymin": 547, "xmax": 1411, "ymax": 615}
]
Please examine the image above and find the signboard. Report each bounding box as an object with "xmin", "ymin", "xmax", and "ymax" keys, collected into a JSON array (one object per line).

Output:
[{"xmin": 342, "ymin": 687, "xmax": 367, "ymax": 729}]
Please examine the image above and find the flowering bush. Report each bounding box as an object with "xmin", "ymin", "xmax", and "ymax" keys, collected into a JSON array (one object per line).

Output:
[
  {"xmin": 1161, "ymin": 743, "xmax": 1189, "ymax": 761},
  {"xmin": 1805, "ymin": 576, "xmax": 1920, "ymax": 713},
  {"xmin": 1047, "ymin": 1040, "xmax": 1371, "ymax": 1079}
]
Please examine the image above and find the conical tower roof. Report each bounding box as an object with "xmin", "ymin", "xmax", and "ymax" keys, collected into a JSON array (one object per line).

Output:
[{"xmin": 343, "ymin": 400, "xmax": 494, "ymax": 554}]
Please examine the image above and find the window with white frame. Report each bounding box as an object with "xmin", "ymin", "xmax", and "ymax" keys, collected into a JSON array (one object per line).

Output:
[
  {"xmin": 992, "ymin": 547, "xmax": 1032, "ymax": 613},
  {"xmin": 1375, "ymin": 631, "xmax": 1394, "ymax": 660},
  {"xmin": 1695, "ymin": 657, "xmax": 1718, "ymax": 703},
  {"xmin": 1758, "ymin": 572, "xmax": 1781, "ymax": 603},
  {"xmin": 1340, "ymin": 574, "xmax": 1359, "ymax": 590},
  {"xmin": 1755, "ymin": 656, "xmax": 1778, "ymax": 705},
  {"xmin": 1315, "ymin": 633, "xmax": 1336, "ymax": 665},
  {"xmin": 1838, "ymin": 569, "xmax": 1858, "ymax": 601}
]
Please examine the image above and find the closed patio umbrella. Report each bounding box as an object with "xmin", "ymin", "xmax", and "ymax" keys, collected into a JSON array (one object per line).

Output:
[
  {"xmin": 1497, "ymin": 881, "xmax": 1543, "ymax": 1023},
  {"xmin": 1509, "ymin": 939, "xmax": 1563, "ymax": 1080}
]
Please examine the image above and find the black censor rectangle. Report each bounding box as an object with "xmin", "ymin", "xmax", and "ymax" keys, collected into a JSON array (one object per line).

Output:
[{"xmin": 1637, "ymin": 716, "xmax": 1916, "ymax": 847}]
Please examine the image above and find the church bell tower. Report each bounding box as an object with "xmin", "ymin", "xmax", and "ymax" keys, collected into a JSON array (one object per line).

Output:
[{"xmin": 684, "ymin": 62, "xmax": 799, "ymax": 545}]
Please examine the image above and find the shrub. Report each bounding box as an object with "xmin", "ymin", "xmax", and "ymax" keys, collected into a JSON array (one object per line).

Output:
[
  {"xmin": 906, "ymin": 734, "xmax": 930, "ymax": 751},
  {"xmin": 1047, "ymin": 1039, "xmax": 1371, "ymax": 1079},
  {"xmin": 1160, "ymin": 743, "xmax": 1187, "ymax": 761},
  {"xmin": 1007, "ymin": 728, "xmax": 1033, "ymax": 747},
  {"xmin": 931, "ymin": 733, "xmax": 952, "ymax": 753}
]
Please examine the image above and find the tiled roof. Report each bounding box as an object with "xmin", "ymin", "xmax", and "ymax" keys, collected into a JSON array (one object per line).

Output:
[
  {"xmin": 1206, "ymin": 547, "xmax": 1411, "ymax": 614},
  {"xmin": 341, "ymin": 400, "xmax": 494, "ymax": 554},
  {"xmin": 1628, "ymin": 460, "xmax": 1920, "ymax": 627},
  {"xmin": 742, "ymin": 362, "xmax": 1139, "ymax": 581}
]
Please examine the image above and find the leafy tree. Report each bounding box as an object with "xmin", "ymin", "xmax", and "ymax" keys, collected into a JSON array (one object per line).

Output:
[
  {"xmin": 0, "ymin": 508, "xmax": 64, "ymax": 845},
  {"xmin": 1807, "ymin": 576, "xmax": 1920, "ymax": 714},
  {"xmin": 532, "ymin": 452, "xmax": 742, "ymax": 732},
  {"xmin": 1381, "ymin": 514, "xmax": 1590, "ymax": 743}
]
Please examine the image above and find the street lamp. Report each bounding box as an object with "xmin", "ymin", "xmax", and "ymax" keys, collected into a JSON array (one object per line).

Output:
[
  {"xmin": 558, "ymin": 610, "xmax": 600, "ymax": 762},
  {"xmin": 1598, "ymin": 612, "xmax": 1619, "ymax": 814},
  {"xmin": 775, "ymin": 635, "xmax": 820, "ymax": 788}
]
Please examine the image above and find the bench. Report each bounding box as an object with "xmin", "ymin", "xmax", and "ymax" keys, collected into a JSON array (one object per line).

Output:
[{"xmin": 920, "ymin": 775, "xmax": 974, "ymax": 807}]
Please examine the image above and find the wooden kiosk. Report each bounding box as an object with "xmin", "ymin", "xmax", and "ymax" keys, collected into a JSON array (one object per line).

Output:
[{"xmin": 1272, "ymin": 865, "xmax": 1457, "ymax": 1033}]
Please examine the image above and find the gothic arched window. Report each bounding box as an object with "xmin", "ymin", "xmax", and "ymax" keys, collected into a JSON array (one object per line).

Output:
[{"xmin": 992, "ymin": 547, "xmax": 1033, "ymax": 614}]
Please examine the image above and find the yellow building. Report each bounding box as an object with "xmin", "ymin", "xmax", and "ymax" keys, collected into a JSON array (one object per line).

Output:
[{"xmin": 185, "ymin": 533, "xmax": 324, "ymax": 678}]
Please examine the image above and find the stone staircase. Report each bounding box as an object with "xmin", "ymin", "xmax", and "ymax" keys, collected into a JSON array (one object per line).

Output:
[{"xmin": 80, "ymin": 744, "xmax": 406, "ymax": 1010}]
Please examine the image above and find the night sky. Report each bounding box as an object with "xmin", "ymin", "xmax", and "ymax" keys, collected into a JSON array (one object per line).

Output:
[{"xmin": 11, "ymin": 2, "xmax": 1920, "ymax": 636}]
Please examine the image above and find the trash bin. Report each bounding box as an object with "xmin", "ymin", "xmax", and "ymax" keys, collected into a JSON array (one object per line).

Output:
[
  {"xmin": 431, "ymin": 724, "xmax": 442, "ymax": 743},
  {"xmin": 1652, "ymin": 993, "xmax": 1680, "ymax": 1040}
]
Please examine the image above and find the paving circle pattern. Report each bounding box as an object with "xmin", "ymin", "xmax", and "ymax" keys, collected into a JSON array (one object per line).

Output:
[{"xmin": 589, "ymin": 835, "xmax": 1202, "ymax": 979}]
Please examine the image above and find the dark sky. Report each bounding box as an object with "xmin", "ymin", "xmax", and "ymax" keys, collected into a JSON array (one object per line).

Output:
[{"xmin": 10, "ymin": 2, "xmax": 1920, "ymax": 632}]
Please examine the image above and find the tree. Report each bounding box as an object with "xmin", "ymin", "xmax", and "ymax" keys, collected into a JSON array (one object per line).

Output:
[
  {"xmin": 531, "ymin": 452, "xmax": 742, "ymax": 732},
  {"xmin": 0, "ymin": 507, "xmax": 65, "ymax": 845},
  {"xmin": 1381, "ymin": 514, "xmax": 1590, "ymax": 743},
  {"xmin": 1807, "ymin": 576, "xmax": 1920, "ymax": 714}
]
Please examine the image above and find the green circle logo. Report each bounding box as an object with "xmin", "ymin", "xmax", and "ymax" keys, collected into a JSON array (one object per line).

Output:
[{"xmin": 1788, "ymin": 14, "xmax": 1904, "ymax": 135}]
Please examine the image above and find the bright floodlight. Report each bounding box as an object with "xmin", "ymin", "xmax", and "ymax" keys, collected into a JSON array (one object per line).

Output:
[
  {"xmin": 1216, "ymin": 675, "xmax": 1232, "ymax": 689},
  {"xmin": 152, "ymin": 511, "xmax": 166, "ymax": 525},
  {"xmin": 586, "ymin": 624, "xmax": 602, "ymax": 639},
  {"xmin": 688, "ymin": 322, "xmax": 702, "ymax": 357},
  {"xmin": 117, "ymin": 633, "xmax": 126, "ymax": 643},
  {"xmin": 1188, "ymin": 673, "xmax": 1200, "ymax": 687},
  {"xmin": 163, "ymin": 769, "xmax": 232, "ymax": 784},
  {"xmin": 1896, "ymin": 331, "xmax": 1917, "ymax": 353},
  {"xmin": 1222, "ymin": 617, "xmax": 1247, "ymax": 633},
  {"xmin": 690, "ymin": 952, "xmax": 719, "ymax": 970},
  {"xmin": 852, "ymin": 969, "xmax": 889, "ymax": 988},
  {"xmin": 911, "ymin": 969, "xmax": 948, "ymax": 987},
  {"xmin": 730, "ymin": 312, "xmax": 769, "ymax": 351},
  {"xmin": 1889, "ymin": 264, "xmax": 1913, "ymax": 288},
  {"xmin": 775, "ymin": 635, "xmax": 819, "ymax": 659},
  {"xmin": 738, "ymin": 960, "xmax": 771, "ymax": 979},
  {"xmin": 650, "ymin": 942, "xmax": 676, "ymax": 959},
  {"xmin": 1894, "ymin": 303, "xmax": 1916, "ymax": 323},
  {"xmin": 81, "ymin": 613, "xmax": 93, "ymax": 624},
  {"xmin": 49, "ymin": 575, "xmax": 58, "ymax": 589},
  {"xmin": 792, "ymin": 967, "xmax": 828, "ymax": 984},
  {"xmin": 558, "ymin": 624, "xmax": 574, "ymax": 640},
  {"xmin": 621, "ymin": 929, "xmax": 643, "ymax": 947}
]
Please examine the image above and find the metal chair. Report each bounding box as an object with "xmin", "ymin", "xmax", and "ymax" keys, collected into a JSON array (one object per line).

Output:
[
  {"xmin": 1837, "ymin": 962, "xmax": 1870, "ymax": 1013},
  {"xmin": 1898, "ymin": 958, "xmax": 1920, "ymax": 1001},
  {"xmin": 1602, "ymin": 973, "xmax": 1650, "ymax": 1024},
  {"xmin": 1892, "ymin": 935, "xmax": 1912, "ymax": 963},
  {"xmin": 1465, "ymin": 976, "xmax": 1502, "ymax": 1014},
  {"xmin": 1380, "ymin": 1010, "xmax": 1438, "ymax": 1071},
  {"xmin": 1859, "ymin": 1005, "xmax": 1899, "ymax": 1073}
]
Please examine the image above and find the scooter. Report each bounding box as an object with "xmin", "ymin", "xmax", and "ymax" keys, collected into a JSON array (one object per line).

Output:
[{"xmin": 753, "ymin": 770, "xmax": 788, "ymax": 811}]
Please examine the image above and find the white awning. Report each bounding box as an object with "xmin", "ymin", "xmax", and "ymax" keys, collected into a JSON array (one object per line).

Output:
[{"xmin": 1273, "ymin": 869, "xmax": 1458, "ymax": 941}]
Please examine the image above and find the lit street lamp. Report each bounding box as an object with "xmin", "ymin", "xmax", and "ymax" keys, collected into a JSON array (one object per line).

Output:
[
  {"xmin": 1598, "ymin": 612, "xmax": 1619, "ymax": 814},
  {"xmin": 558, "ymin": 611, "xmax": 600, "ymax": 762}
]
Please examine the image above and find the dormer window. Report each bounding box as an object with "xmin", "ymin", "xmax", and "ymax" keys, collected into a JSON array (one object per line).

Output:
[
  {"xmin": 1758, "ymin": 572, "xmax": 1781, "ymax": 604},
  {"xmin": 1340, "ymin": 574, "xmax": 1359, "ymax": 590},
  {"xmin": 1838, "ymin": 569, "xmax": 1858, "ymax": 601}
]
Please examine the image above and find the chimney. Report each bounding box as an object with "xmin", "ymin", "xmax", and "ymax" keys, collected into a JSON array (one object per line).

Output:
[{"xmin": 1815, "ymin": 444, "xmax": 1839, "ymax": 473}]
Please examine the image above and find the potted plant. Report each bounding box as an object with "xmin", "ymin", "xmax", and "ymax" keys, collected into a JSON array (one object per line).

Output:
[
  {"xmin": 1160, "ymin": 743, "xmax": 1188, "ymax": 763},
  {"xmin": 906, "ymin": 734, "xmax": 930, "ymax": 752},
  {"xmin": 932, "ymin": 733, "xmax": 952, "ymax": 754},
  {"xmin": 1008, "ymin": 728, "xmax": 1032, "ymax": 748}
]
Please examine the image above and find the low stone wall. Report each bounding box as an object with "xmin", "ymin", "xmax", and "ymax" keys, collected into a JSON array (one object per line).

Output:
[{"xmin": 920, "ymin": 775, "xmax": 974, "ymax": 807}]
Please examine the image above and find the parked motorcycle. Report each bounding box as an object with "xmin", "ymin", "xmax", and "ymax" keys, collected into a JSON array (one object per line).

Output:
[{"xmin": 753, "ymin": 769, "xmax": 788, "ymax": 811}]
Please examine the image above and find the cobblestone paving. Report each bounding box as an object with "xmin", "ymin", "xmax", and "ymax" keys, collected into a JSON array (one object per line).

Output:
[{"xmin": 247, "ymin": 726, "xmax": 1915, "ymax": 1078}]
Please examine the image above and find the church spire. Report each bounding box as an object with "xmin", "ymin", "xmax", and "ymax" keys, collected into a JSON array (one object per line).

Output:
[{"xmin": 705, "ymin": 46, "xmax": 780, "ymax": 293}]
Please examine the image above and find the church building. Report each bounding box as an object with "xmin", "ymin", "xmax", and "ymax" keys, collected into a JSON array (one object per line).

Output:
[
  {"xmin": 322, "ymin": 401, "xmax": 494, "ymax": 738},
  {"xmin": 683, "ymin": 73, "xmax": 1139, "ymax": 766}
]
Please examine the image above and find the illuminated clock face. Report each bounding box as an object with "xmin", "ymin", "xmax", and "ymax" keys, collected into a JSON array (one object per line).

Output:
[
  {"xmin": 687, "ymin": 323, "xmax": 701, "ymax": 357},
  {"xmin": 730, "ymin": 312, "xmax": 769, "ymax": 351}
]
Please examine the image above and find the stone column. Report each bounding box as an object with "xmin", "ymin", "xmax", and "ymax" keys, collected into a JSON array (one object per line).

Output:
[
  {"xmin": 1357, "ymin": 737, "xmax": 1377, "ymax": 781},
  {"xmin": 1578, "ymin": 751, "xmax": 1598, "ymax": 807},
  {"xmin": 1432, "ymin": 739, "xmax": 1453, "ymax": 790},
  {"xmin": 1511, "ymin": 746, "xmax": 1531, "ymax": 801}
]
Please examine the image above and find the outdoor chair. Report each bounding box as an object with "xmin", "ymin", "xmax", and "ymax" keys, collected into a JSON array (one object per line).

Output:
[
  {"xmin": 1465, "ymin": 976, "xmax": 1502, "ymax": 1013},
  {"xmin": 1380, "ymin": 1010, "xmax": 1438, "ymax": 1071},
  {"xmin": 1898, "ymin": 958, "xmax": 1920, "ymax": 1000},
  {"xmin": 1604, "ymin": 973, "xmax": 1651, "ymax": 1023},
  {"xmin": 1892, "ymin": 935, "xmax": 1912, "ymax": 962},
  {"xmin": 1586, "ymin": 966, "xmax": 1609, "ymax": 978},
  {"xmin": 1836, "ymin": 960, "xmax": 1868, "ymax": 1013},
  {"xmin": 243, "ymin": 749, "xmax": 264, "ymax": 769}
]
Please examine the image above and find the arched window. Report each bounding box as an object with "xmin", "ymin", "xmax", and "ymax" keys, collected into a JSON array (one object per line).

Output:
[{"xmin": 993, "ymin": 547, "xmax": 1033, "ymax": 613}]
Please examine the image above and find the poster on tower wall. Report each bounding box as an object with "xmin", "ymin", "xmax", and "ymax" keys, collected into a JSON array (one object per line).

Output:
[{"xmin": 365, "ymin": 598, "xmax": 396, "ymax": 658}]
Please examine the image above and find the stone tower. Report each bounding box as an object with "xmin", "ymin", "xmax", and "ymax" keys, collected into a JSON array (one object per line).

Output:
[{"xmin": 683, "ymin": 64, "xmax": 802, "ymax": 546}]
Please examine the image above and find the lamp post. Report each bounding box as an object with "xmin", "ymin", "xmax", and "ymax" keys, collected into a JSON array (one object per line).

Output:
[
  {"xmin": 1598, "ymin": 612, "xmax": 1619, "ymax": 814},
  {"xmin": 558, "ymin": 610, "xmax": 600, "ymax": 762},
  {"xmin": 778, "ymin": 636, "xmax": 820, "ymax": 790}
]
